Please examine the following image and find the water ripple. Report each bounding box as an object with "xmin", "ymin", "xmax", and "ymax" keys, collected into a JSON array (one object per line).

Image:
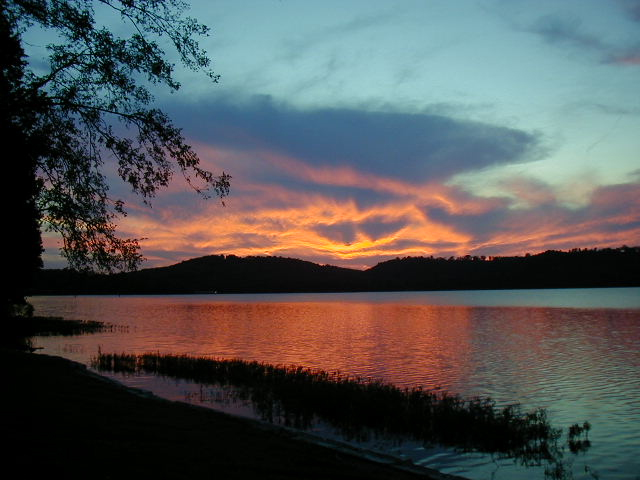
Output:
[{"xmin": 30, "ymin": 291, "xmax": 640, "ymax": 480}]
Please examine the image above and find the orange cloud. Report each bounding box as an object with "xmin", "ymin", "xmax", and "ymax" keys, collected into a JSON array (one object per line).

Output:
[
  {"xmin": 47, "ymin": 141, "xmax": 637, "ymax": 271},
  {"xmin": 258, "ymin": 149, "xmax": 503, "ymax": 216},
  {"xmin": 123, "ymin": 188, "xmax": 471, "ymax": 267},
  {"xmin": 122, "ymin": 175, "xmax": 639, "ymax": 270}
]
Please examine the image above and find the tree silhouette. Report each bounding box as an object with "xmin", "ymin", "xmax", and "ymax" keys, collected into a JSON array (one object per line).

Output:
[
  {"xmin": 2, "ymin": 2, "xmax": 46, "ymax": 315},
  {"xmin": 3, "ymin": 0, "xmax": 229, "ymax": 314}
]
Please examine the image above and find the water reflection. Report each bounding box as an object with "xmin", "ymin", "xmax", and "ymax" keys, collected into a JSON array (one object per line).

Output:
[
  {"xmin": 30, "ymin": 291, "xmax": 640, "ymax": 480},
  {"xmin": 93, "ymin": 351, "xmax": 592, "ymax": 480}
]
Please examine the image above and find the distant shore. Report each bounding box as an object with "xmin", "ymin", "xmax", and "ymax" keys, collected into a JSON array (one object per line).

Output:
[
  {"xmin": 31, "ymin": 246, "xmax": 640, "ymax": 296},
  {"xmin": 1, "ymin": 348, "xmax": 461, "ymax": 479}
]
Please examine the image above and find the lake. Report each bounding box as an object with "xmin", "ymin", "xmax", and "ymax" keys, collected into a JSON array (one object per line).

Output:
[{"xmin": 29, "ymin": 288, "xmax": 640, "ymax": 480}]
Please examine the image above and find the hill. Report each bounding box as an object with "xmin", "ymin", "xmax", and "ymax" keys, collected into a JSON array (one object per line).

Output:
[
  {"xmin": 367, "ymin": 246, "xmax": 640, "ymax": 291},
  {"xmin": 31, "ymin": 247, "xmax": 640, "ymax": 295},
  {"xmin": 33, "ymin": 254, "xmax": 369, "ymax": 295}
]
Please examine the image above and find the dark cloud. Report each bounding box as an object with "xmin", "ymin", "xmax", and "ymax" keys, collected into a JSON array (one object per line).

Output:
[
  {"xmin": 425, "ymin": 205, "xmax": 510, "ymax": 238},
  {"xmin": 530, "ymin": 14, "xmax": 605, "ymax": 50},
  {"xmin": 314, "ymin": 223, "xmax": 359, "ymax": 245},
  {"xmin": 586, "ymin": 102, "xmax": 640, "ymax": 116},
  {"xmin": 280, "ymin": 9, "xmax": 397, "ymax": 64},
  {"xmin": 359, "ymin": 219, "xmax": 409, "ymax": 242},
  {"xmin": 618, "ymin": 0, "xmax": 640, "ymax": 22},
  {"xmin": 528, "ymin": 12, "xmax": 640, "ymax": 66},
  {"xmin": 314, "ymin": 219, "xmax": 409, "ymax": 246},
  {"xmin": 585, "ymin": 181, "xmax": 640, "ymax": 219},
  {"xmin": 169, "ymin": 96, "xmax": 543, "ymax": 183}
]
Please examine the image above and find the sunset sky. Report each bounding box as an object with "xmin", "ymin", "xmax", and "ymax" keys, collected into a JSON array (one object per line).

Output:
[{"xmin": 39, "ymin": 0, "xmax": 640, "ymax": 270}]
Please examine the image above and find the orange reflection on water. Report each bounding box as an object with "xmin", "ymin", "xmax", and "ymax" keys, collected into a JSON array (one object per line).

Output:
[
  {"xmin": 30, "ymin": 293, "xmax": 640, "ymax": 480},
  {"xmin": 113, "ymin": 299, "xmax": 480, "ymax": 392},
  {"xmin": 31, "ymin": 294, "xmax": 640, "ymax": 415}
]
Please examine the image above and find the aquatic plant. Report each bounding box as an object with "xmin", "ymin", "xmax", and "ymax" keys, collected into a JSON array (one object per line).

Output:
[
  {"xmin": 4, "ymin": 316, "xmax": 121, "ymax": 351},
  {"xmin": 10, "ymin": 316, "xmax": 121, "ymax": 337},
  {"xmin": 93, "ymin": 352, "xmax": 591, "ymax": 479}
]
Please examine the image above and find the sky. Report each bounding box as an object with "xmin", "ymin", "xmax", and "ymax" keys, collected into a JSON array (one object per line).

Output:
[{"xmin": 40, "ymin": 0, "xmax": 640, "ymax": 270}]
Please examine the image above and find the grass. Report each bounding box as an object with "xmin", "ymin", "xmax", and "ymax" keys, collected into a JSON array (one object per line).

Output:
[{"xmin": 93, "ymin": 352, "xmax": 592, "ymax": 479}]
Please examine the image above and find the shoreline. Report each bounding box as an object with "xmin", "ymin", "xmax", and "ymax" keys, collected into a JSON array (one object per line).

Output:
[{"xmin": 2, "ymin": 348, "xmax": 466, "ymax": 479}]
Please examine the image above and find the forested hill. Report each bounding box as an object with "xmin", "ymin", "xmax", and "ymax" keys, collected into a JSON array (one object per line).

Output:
[
  {"xmin": 33, "ymin": 255, "xmax": 367, "ymax": 295},
  {"xmin": 32, "ymin": 247, "xmax": 640, "ymax": 295},
  {"xmin": 366, "ymin": 246, "xmax": 640, "ymax": 291}
]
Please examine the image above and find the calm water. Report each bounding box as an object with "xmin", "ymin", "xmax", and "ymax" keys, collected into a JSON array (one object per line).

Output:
[{"xmin": 29, "ymin": 288, "xmax": 640, "ymax": 480}]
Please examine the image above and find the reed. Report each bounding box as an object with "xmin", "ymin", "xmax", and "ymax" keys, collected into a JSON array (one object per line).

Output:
[
  {"xmin": 10, "ymin": 316, "xmax": 122, "ymax": 337},
  {"xmin": 93, "ymin": 352, "xmax": 590, "ymax": 479},
  {"xmin": 4, "ymin": 316, "xmax": 122, "ymax": 351}
]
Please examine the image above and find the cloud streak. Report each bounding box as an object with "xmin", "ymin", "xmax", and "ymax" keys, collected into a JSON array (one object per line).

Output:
[
  {"xmin": 109, "ymin": 120, "xmax": 639, "ymax": 269},
  {"xmin": 37, "ymin": 1, "xmax": 639, "ymax": 272},
  {"xmin": 168, "ymin": 97, "xmax": 544, "ymax": 183},
  {"xmin": 119, "ymin": 179, "xmax": 639, "ymax": 269},
  {"xmin": 528, "ymin": 11, "xmax": 640, "ymax": 66},
  {"xmin": 48, "ymin": 97, "xmax": 627, "ymax": 271}
]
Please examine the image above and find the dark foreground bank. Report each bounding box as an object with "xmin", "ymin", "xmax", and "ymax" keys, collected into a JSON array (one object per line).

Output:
[{"xmin": 1, "ymin": 349, "xmax": 459, "ymax": 480}]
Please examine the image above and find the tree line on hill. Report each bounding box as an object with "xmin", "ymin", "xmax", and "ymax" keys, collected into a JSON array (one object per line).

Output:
[{"xmin": 31, "ymin": 246, "xmax": 639, "ymax": 295}]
